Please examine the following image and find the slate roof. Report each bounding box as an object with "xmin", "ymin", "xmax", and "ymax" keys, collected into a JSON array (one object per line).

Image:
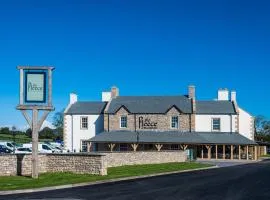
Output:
[
  {"xmin": 196, "ymin": 101, "xmax": 236, "ymax": 114},
  {"xmin": 107, "ymin": 96, "xmax": 192, "ymax": 114},
  {"xmin": 90, "ymin": 131, "xmax": 257, "ymax": 145},
  {"xmin": 65, "ymin": 102, "xmax": 107, "ymax": 114}
]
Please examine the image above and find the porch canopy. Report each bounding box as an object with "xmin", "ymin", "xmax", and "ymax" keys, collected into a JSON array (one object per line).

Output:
[{"xmin": 89, "ymin": 131, "xmax": 257, "ymax": 145}]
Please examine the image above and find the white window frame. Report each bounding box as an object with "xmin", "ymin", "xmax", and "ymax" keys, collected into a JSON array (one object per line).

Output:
[
  {"xmin": 171, "ymin": 116, "xmax": 179, "ymax": 129},
  {"xmin": 212, "ymin": 118, "xmax": 221, "ymax": 132},
  {"xmin": 81, "ymin": 116, "xmax": 88, "ymax": 130},
  {"xmin": 81, "ymin": 140, "xmax": 88, "ymax": 152},
  {"xmin": 120, "ymin": 115, "xmax": 127, "ymax": 128}
]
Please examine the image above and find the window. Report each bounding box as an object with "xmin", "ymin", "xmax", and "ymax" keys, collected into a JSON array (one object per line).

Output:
[
  {"xmin": 212, "ymin": 118, "xmax": 221, "ymax": 131},
  {"xmin": 42, "ymin": 145, "xmax": 51, "ymax": 150},
  {"xmin": 81, "ymin": 140, "xmax": 87, "ymax": 152},
  {"xmin": 119, "ymin": 144, "xmax": 128, "ymax": 151},
  {"xmin": 120, "ymin": 116, "xmax": 127, "ymax": 128},
  {"xmin": 81, "ymin": 117, "xmax": 88, "ymax": 129},
  {"xmin": 171, "ymin": 144, "xmax": 180, "ymax": 150},
  {"xmin": 171, "ymin": 116, "xmax": 179, "ymax": 129}
]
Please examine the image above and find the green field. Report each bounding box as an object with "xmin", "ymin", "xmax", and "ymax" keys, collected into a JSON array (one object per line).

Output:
[
  {"xmin": 0, "ymin": 162, "xmax": 213, "ymax": 190},
  {"xmin": 0, "ymin": 134, "xmax": 53, "ymax": 144}
]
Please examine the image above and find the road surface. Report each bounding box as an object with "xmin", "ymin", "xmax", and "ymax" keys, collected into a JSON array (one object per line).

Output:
[{"xmin": 2, "ymin": 160, "xmax": 270, "ymax": 200}]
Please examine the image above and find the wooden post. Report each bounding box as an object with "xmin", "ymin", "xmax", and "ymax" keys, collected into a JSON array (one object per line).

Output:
[
  {"xmin": 87, "ymin": 142, "xmax": 92, "ymax": 152},
  {"xmin": 254, "ymin": 146, "xmax": 258, "ymax": 160},
  {"xmin": 155, "ymin": 144, "xmax": 163, "ymax": 151},
  {"xmin": 180, "ymin": 144, "xmax": 188, "ymax": 151},
  {"xmin": 239, "ymin": 145, "xmax": 241, "ymax": 160},
  {"xmin": 246, "ymin": 146, "xmax": 249, "ymax": 160},
  {"xmin": 231, "ymin": 145, "xmax": 233, "ymax": 160},
  {"xmin": 205, "ymin": 145, "xmax": 211, "ymax": 159},
  {"xmin": 131, "ymin": 144, "xmax": 138, "ymax": 151},
  {"xmin": 32, "ymin": 108, "xmax": 39, "ymax": 179},
  {"xmin": 108, "ymin": 143, "xmax": 115, "ymax": 152},
  {"xmin": 223, "ymin": 145, "xmax": 225, "ymax": 159},
  {"xmin": 215, "ymin": 145, "xmax": 218, "ymax": 159},
  {"xmin": 201, "ymin": 145, "xmax": 204, "ymax": 159}
]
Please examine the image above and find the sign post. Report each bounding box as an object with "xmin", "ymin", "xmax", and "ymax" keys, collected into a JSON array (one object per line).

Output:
[{"xmin": 16, "ymin": 66, "xmax": 54, "ymax": 179}]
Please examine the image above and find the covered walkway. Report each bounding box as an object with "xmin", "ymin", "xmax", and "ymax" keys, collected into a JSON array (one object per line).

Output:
[{"xmin": 88, "ymin": 131, "xmax": 259, "ymax": 161}]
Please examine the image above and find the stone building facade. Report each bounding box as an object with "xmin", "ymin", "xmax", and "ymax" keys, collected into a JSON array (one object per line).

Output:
[{"xmin": 104, "ymin": 107, "xmax": 193, "ymax": 132}]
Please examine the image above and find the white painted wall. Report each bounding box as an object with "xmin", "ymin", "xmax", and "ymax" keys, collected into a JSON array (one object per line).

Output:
[
  {"xmin": 64, "ymin": 114, "xmax": 104, "ymax": 152},
  {"xmin": 195, "ymin": 114, "xmax": 237, "ymax": 132},
  {"xmin": 239, "ymin": 107, "xmax": 254, "ymax": 140}
]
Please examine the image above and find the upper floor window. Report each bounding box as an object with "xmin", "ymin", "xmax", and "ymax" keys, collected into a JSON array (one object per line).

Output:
[
  {"xmin": 171, "ymin": 116, "xmax": 179, "ymax": 129},
  {"xmin": 81, "ymin": 117, "xmax": 88, "ymax": 130},
  {"xmin": 212, "ymin": 118, "xmax": 221, "ymax": 131},
  {"xmin": 120, "ymin": 116, "xmax": 127, "ymax": 128}
]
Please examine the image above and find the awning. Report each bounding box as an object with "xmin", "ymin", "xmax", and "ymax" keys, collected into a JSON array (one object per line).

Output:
[{"xmin": 89, "ymin": 131, "xmax": 257, "ymax": 145}]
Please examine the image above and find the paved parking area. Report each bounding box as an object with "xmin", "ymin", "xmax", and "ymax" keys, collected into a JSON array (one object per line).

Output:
[{"xmin": 196, "ymin": 159, "xmax": 258, "ymax": 167}]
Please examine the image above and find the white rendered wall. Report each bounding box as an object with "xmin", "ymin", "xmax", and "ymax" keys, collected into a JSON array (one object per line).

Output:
[
  {"xmin": 195, "ymin": 114, "xmax": 237, "ymax": 132},
  {"xmin": 239, "ymin": 108, "xmax": 254, "ymax": 140},
  {"xmin": 64, "ymin": 114, "xmax": 104, "ymax": 152}
]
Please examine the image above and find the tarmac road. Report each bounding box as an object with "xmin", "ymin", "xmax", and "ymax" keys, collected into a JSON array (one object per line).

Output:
[{"xmin": 2, "ymin": 160, "xmax": 270, "ymax": 200}]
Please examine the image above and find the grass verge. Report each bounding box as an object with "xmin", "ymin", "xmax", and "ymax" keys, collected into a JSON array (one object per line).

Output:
[
  {"xmin": 0, "ymin": 162, "xmax": 213, "ymax": 191},
  {"xmin": 261, "ymin": 154, "xmax": 270, "ymax": 158}
]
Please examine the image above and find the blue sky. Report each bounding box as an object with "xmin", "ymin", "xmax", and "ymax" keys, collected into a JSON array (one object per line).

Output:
[{"xmin": 0, "ymin": 0, "xmax": 269, "ymax": 129}]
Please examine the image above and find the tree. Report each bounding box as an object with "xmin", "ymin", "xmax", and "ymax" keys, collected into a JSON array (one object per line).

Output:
[
  {"xmin": 53, "ymin": 110, "xmax": 64, "ymax": 129},
  {"xmin": 39, "ymin": 127, "xmax": 55, "ymax": 139},
  {"xmin": 52, "ymin": 110, "xmax": 64, "ymax": 141},
  {"xmin": 26, "ymin": 128, "xmax": 32, "ymax": 138},
  {"xmin": 255, "ymin": 115, "xmax": 266, "ymax": 135}
]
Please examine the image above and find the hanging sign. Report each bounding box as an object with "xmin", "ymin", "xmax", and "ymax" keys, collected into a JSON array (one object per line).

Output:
[{"xmin": 25, "ymin": 72, "xmax": 46, "ymax": 103}]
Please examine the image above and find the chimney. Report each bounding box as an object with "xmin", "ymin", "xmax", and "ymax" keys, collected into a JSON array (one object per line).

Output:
[
  {"xmin": 231, "ymin": 90, "xmax": 236, "ymax": 102},
  {"xmin": 188, "ymin": 85, "xmax": 196, "ymax": 113},
  {"xmin": 188, "ymin": 85, "xmax": 195, "ymax": 100},
  {"xmin": 102, "ymin": 92, "xmax": 112, "ymax": 102},
  {"xmin": 70, "ymin": 93, "xmax": 78, "ymax": 104},
  {"xmin": 111, "ymin": 86, "xmax": 119, "ymax": 98},
  {"xmin": 231, "ymin": 90, "xmax": 239, "ymax": 113},
  {"xmin": 218, "ymin": 88, "xmax": 229, "ymax": 101}
]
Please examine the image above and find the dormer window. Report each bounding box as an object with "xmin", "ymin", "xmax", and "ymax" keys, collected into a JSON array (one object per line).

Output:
[
  {"xmin": 171, "ymin": 116, "xmax": 179, "ymax": 129},
  {"xmin": 120, "ymin": 116, "xmax": 127, "ymax": 128},
  {"xmin": 212, "ymin": 118, "xmax": 221, "ymax": 131}
]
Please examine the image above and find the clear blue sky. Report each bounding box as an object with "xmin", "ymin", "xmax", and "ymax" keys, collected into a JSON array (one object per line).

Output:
[{"xmin": 0, "ymin": 0, "xmax": 269, "ymax": 129}]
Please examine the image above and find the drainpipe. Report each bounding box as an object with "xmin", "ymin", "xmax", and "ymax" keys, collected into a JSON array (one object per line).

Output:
[
  {"xmin": 71, "ymin": 115, "xmax": 74, "ymax": 152},
  {"xmin": 230, "ymin": 115, "xmax": 232, "ymax": 133}
]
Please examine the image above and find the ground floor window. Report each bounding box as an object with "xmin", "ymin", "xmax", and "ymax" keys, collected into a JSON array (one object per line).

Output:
[
  {"xmin": 170, "ymin": 144, "xmax": 180, "ymax": 150},
  {"xmin": 119, "ymin": 143, "xmax": 128, "ymax": 151},
  {"xmin": 81, "ymin": 140, "xmax": 88, "ymax": 152}
]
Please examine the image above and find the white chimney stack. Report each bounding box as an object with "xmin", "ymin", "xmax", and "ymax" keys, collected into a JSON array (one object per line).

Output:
[
  {"xmin": 102, "ymin": 92, "xmax": 112, "ymax": 102},
  {"xmin": 218, "ymin": 88, "xmax": 229, "ymax": 101},
  {"xmin": 231, "ymin": 90, "xmax": 237, "ymax": 102},
  {"xmin": 70, "ymin": 93, "xmax": 78, "ymax": 104}
]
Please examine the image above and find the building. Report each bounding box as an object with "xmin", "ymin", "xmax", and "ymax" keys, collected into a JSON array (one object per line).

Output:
[{"xmin": 64, "ymin": 85, "xmax": 261, "ymax": 160}]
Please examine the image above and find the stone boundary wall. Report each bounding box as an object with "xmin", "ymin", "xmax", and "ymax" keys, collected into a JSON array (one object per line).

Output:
[
  {"xmin": 0, "ymin": 151, "xmax": 186, "ymax": 176},
  {"xmin": 0, "ymin": 153, "xmax": 107, "ymax": 176},
  {"xmin": 104, "ymin": 151, "xmax": 187, "ymax": 167}
]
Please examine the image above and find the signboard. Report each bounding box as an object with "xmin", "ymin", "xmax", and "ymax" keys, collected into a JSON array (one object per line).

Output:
[
  {"xmin": 24, "ymin": 72, "xmax": 46, "ymax": 103},
  {"xmin": 138, "ymin": 117, "xmax": 158, "ymax": 129}
]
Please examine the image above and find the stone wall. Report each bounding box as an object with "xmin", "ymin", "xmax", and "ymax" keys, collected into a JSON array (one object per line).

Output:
[
  {"xmin": 106, "ymin": 107, "xmax": 191, "ymax": 132},
  {"xmin": 0, "ymin": 153, "xmax": 107, "ymax": 176},
  {"xmin": 104, "ymin": 151, "xmax": 187, "ymax": 167}
]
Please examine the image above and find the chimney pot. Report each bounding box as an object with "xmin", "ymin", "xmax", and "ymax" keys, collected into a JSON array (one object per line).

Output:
[{"xmin": 111, "ymin": 86, "xmax": 119, "ymax": 98}]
